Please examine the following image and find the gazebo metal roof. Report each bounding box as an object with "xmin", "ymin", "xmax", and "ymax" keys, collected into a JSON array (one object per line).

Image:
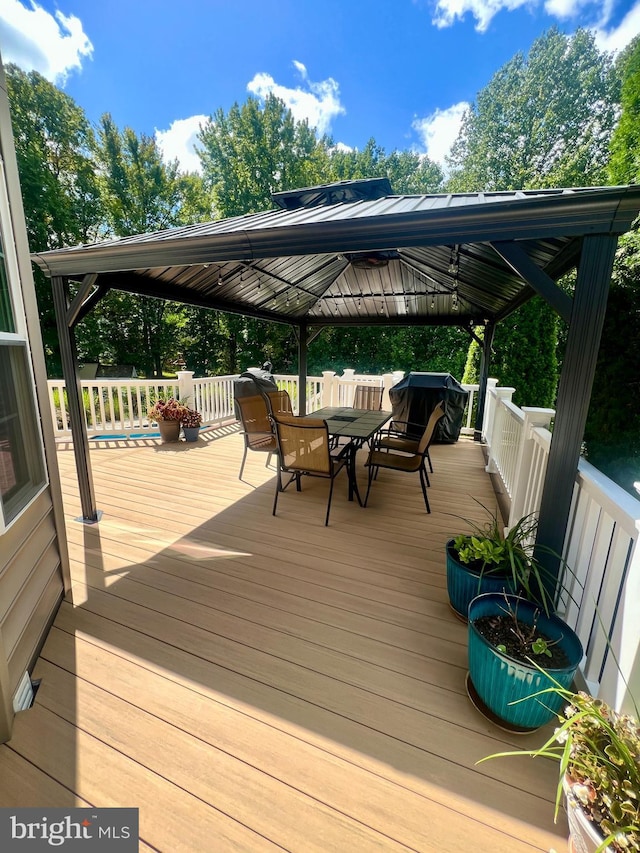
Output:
[
  {"xmin": 32, "ymin": 179, "xmax": 640, "ymax": 597},
  {"xmin": 32, "ymin": 182, "xmax": 640, "ymax": 330}
]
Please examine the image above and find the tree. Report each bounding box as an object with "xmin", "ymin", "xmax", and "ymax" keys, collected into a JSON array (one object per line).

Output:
[
  {"xmin": 83, "ymin": 114, "xmax": 211, "ymax": 376},
  {"xmin": 6, "ymin": 64, "xmax": 103, "ymax": 374},
  {"xmin": 609, "ymin": 35, "xmax": 640, "ymax": 186},
  {"xmin": 197, "ymin": 94, "xmax": 331, "ymax": 218},
  {"xmin": 447, "ymin": 28, "xmax": 618, "ymax": 191},
  {"xmin": 447, "ymin": 28, "xmax": 619, "ymax": 409},
  {"xmin": 328, "ymin": 138, "xmax": 443, "ymax": 193}
]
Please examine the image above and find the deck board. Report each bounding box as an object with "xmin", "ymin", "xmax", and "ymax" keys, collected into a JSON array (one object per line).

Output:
[{"xmin": 1, "ymin": 429, "xmax": 569, "ymax": 851}]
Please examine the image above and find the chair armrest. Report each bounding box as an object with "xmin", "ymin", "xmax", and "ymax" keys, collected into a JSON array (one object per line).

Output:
[{"xmin": 380, "ymin": 420, "xmax": 423, "ymax": 437}]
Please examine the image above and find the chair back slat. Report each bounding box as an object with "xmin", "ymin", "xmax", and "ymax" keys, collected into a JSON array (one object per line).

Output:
[
  {"xmin": 353, "ymin": 384, "xmax": 383, "ymax": 411},
  {"xmin": 417, "ymin": 401, "xmax": 446, "ymax": 454},
  {"xmin": 273, "ymin": 415, "xmax": 331, "ymax": 475},
  {"xmin": 265, "ymin": 389, "xmax": 293, "ymax": 416},
  {"xmin": 236, "ymin": 395, "xmax": 273, "ymax": 450}
]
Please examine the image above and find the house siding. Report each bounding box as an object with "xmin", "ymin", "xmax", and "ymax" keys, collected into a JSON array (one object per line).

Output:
[{"xmin": 0, "ymin": 53, "xmax": 67, "ymax": 741}]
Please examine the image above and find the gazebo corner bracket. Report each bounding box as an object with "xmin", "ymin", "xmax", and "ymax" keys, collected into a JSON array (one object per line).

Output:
[{"xmin": 490, "ymin": 241, "xmax": 572, "ymax": 324}]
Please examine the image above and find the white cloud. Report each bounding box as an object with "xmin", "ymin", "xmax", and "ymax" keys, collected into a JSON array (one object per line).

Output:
[
  {"xmin": 0, "ymin": 0, "xmax": 92, "ymax": 84},
  {"xmin": 247, "ymin": 60, "xmax": 345, "ymax": 135},
  {"xmin": 594, "ymin": 1, "xmax": 640, "ymax": 52},
  {"xmin": 412, "ymin": 101, "xmax": 469, "ymax": 168},
  {"xmin": 543, "ymin": 0, "xmax": 592, "ymax": 18},
  {"xmin": 431, "ymin": 0, "xmax": 632, "ymax": 35},
  {"xmin": 432, "ymin": 0, "xmax": 529, "ymax": 32},
  {"xmin": 156, "ymin": 115, "xmax": 207, "ymax": 174}
]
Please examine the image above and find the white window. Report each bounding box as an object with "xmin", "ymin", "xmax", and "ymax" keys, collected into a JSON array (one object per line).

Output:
[{"xmin": 0, "ymin": 160, "xmax": 46, "ymax": 530}]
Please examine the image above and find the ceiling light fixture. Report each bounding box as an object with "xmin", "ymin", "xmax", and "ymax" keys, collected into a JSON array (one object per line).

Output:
[{"xmin": 448, "ymin": 245, "xmax": 460, "ymax": 275}]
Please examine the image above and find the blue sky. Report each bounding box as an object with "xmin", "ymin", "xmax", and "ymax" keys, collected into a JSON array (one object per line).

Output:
[{"xmin": 1, "ymin": 0, "xmax": 638, "ymax": 175}]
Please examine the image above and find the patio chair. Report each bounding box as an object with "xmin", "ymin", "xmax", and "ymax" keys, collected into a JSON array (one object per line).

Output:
[
  {"xmin": 352, "ymin": 383, "xmax": 383, "ymax": 411},
  {"xmin": 264, "ymin": 389, "xmax": 294, "ymax": 416},
  {"xmin": 363, "ymin": 402, "xmax": 445, "ymax": 512},
  {"xmin": 271, "ymin": 414, "xmax": 350, "ymax": 526},
  {"xmin": 331, "ymin": 383, "xmax": 385, "ymax": 453},
  {"xmin": 375, "ymin": 400, "xmax": 445, "ymax": 474},
  {"xmin": 236, "ymin": 394, "xmax": 277, "ymax": 481}
]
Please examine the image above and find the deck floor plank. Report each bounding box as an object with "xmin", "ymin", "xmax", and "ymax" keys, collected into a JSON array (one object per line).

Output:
[{"xmin": 1, "ymin": 431, "xmax": 568, "ymax": 851}]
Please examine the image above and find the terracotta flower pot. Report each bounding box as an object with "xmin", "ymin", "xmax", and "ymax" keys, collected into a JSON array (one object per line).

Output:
[{"xmin": 157, "ymin": 420, "xmax": 180, "ymax": 443}]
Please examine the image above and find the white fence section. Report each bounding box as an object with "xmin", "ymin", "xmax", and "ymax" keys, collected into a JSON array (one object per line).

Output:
[
  {"xmin": 47, "ymin": 377, "xmax": 180, "ymax": 436},
  {"xmin": 563, "ymin": 462, "xmax": 640, "ymax": 715},
  {"xmin": 48, "ymin": 368, "xmax": 480, "ymax": 437},
  {"xmin": 483, "ymin": 382, "xmax": 640, "ymax": 715}
]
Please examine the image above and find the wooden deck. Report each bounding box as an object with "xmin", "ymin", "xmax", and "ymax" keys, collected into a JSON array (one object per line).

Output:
[{"xmin": 0, "ymin": 425, "xmax": 568, "ymax": 852}]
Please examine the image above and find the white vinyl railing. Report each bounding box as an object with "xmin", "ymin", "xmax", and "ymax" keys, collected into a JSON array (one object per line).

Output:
[
  {"xmin": 484, "ymin": 384, "xmax": 640, "ymax": 715},
  {"xmin": 48, "ymin": 368, "xmax": 478, "ymax": 437}
]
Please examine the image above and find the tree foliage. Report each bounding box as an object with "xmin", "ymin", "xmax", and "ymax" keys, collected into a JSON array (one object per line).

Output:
[
  {"xmin": 6, "ymin": 64, "xmax": 103, "ymax": 373},
  {"xmin": 609, "ymin": 36, "xmax": 640, "ymax": 185},
  {"xmin": 585, "ymin": 37, "xmax": 640, "ymax": 494},
  {"xmin": 447, "ymin": 28, "xmax": 618, "ymax": 191},
  {"xmin": 78, "ymin": 115, "xmax": 212, "ymax": 376},
  {"xmin": 197, "ymin": 94, "xmax": 331, "ymax": 218},
  {"xmin": 328, "ymin": 138, "xmax": 443, "ymax": 193},
  {"xmin": 448, "ymin": 28, "xmax": 620, "ymax": 412}
]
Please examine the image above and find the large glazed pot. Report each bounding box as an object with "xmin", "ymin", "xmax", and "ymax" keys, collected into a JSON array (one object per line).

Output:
[
  {"xmin": 467, "ymin": 593, "xmax": 583, "ymax": 730},
  {"xmin": 446, "ymin": 539, "xmax": 517, "ymax": 620}
]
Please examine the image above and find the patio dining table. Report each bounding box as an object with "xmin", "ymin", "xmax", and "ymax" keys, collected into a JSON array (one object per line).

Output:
[{"xmin": 302, "ymin": 406, "xmax": 392, "ymax": 505}]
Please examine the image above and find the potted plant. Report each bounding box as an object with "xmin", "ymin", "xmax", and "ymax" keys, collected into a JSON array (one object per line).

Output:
[
  {"xmin": 181, "ymin": 407, "xmax": 202, "ymax": 442},
  {"xmin": 446, "ymin": 505, "xmax": 555, "ymax": 620},
  {"xmin": 478, "ymin": 672, "xmax": 640, "ymax": 852},
  {"xmin": 467, "ymin": 591, "xmax": 583, "ymax": 731},
  {"xmin": 148, "ymin": 397, "xmax": 186, "ymax": 443}
]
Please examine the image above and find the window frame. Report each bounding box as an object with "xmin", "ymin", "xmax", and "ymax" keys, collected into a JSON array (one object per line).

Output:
[{"xmin": 0, "ymin": 155, "xmax": 47, "ymax": 532}]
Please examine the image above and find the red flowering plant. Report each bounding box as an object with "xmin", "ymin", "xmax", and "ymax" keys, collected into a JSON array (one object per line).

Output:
[
  {"xmin": 180, "ymin": 407, "xmax": 202, "ymax": 429},
  {"xmin": 148, "ymin": 397, "xmax": 187, "ymax": 423}
]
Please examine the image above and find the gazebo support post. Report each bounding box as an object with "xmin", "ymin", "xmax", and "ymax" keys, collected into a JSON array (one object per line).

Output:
[
  {"xmin": 51, "ymin": 275, "xmax": 99, "ymax": 523},
  {"xmin": 535, "ymin": 234, "xmax": 618, "ymax": 603},
  {"xmin": 297, "ymin": 321, "xmax": 308, "ymax": 415},
  {"xmin": 475, "ymin": 321, "xmax": 495, "ymax": 441}
]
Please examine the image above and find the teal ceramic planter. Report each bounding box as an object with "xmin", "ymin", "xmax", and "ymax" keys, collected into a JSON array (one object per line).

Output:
[
  {"xmin": 446, "ymin": 539, "xmax": 517, "ymax": 620},
  {"xmin": 467, "ymin": 593, "xmax": 583, "ymax": 730}
]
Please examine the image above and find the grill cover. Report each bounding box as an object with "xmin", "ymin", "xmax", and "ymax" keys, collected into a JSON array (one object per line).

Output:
[
  {"xmin": 233, "ymin": 367, "xmax": 278, "ymax": 419},
  {"xmin": 388, "ymin": 373, "xmax": 468, "ymax": 443}
]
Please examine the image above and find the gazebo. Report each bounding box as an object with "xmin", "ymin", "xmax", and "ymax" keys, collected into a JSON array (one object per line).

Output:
[{"xmin": 32, "ymin": 178, "xmax": 640, "ymax": 591}]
